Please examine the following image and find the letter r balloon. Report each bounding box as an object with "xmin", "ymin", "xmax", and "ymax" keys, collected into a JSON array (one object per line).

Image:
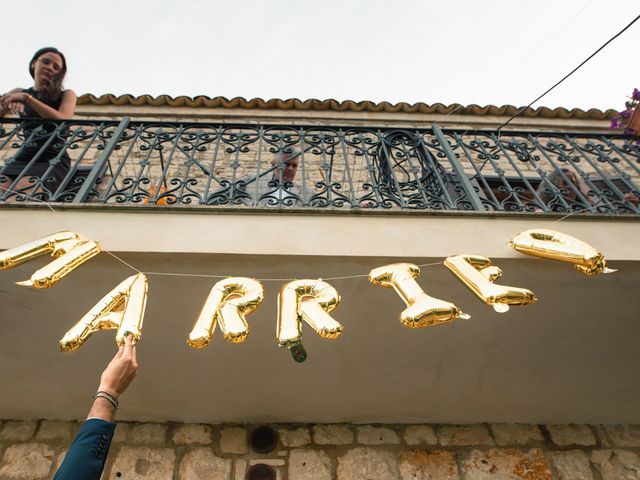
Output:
[
  {"xmin": 276, "ymin": 279, "xmax": 342, "ymax": 362},
  {"xmin": 187, "ymin": 277, "xmax": 264, "ymax": 349}
]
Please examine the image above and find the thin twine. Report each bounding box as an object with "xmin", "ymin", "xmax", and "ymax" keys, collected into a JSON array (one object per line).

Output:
[
  {"xmin": 1, "ymin": 187, "xmax": 141, "ymax": 273},
  {"xmin": 103, "ymin": 250, "xmax": 142, "ymax": 273},
  {"xmin": 147, "ymin": 260, "xmax": 447, "ymax": 282},
  {"xmin": 1, "ymin": 186, "xmax": 586, "ymax": 283}
]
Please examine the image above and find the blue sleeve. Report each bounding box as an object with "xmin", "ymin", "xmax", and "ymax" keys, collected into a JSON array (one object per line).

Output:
[{"xmin": 53, "ymin": 418, "xmax": 116, "ymax": 480}]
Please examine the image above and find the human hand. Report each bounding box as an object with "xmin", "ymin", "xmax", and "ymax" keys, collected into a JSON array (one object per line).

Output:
[
  {"xmin": 0, "ymin": 92, "xmax": 28, "ymax": 108},
  {"xmin": 623, "ymin": 192, "xmax": 639, "ymax": 206},
  {"xmin": 6, "ymin": 101, "xmax": 24, "ymax": 115},
  {"xmin": 97, "ymin": 334, "xmax": 138, "ymax": 399}
]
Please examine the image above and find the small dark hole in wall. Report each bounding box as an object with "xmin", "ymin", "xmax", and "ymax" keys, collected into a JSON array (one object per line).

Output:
[
  {"xmin": 246, "ymin": 463, "xmax": 276, "ymax": 480},
  {"xmin": 249, "ymin": 425, "xmax": 278, "ymax": 453},
  {"xmin": 116, "ymin": 473, "xmax": 122, "ymax": 478}
]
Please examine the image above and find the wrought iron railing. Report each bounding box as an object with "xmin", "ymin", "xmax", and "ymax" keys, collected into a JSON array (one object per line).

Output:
[{"xmin": 0, "ymin": 117, "xmax": 638, "ymax": 214}]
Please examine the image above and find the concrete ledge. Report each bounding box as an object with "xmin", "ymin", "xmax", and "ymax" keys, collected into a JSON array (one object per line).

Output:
[{"xmin": 1, "ymin": 207, "xmax": 638, "ymax": 260}]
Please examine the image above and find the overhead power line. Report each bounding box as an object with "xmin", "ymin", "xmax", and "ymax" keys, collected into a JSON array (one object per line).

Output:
[
  {"xmin": 441, "ymin": 0, "xmax": 597, "ymax": 122},
  {"xmin": 496, "ymin": 13, "xmax": 640, "ymax": 133}
]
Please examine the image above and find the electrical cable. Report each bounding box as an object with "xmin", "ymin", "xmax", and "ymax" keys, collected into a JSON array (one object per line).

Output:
[
  {"xmin": 496, "ymin": 13, "xmax": 640, "ymax": 133},
  {"xmin": 438, "ymin": 0, "xmax": 598, "ymax": 124}
]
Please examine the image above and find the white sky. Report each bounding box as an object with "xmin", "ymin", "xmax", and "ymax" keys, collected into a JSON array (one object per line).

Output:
[{"xmin": 3, "ymin": 0, "xmax": 639, "ymax": 111}]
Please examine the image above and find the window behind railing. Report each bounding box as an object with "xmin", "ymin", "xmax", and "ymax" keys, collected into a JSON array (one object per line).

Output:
[
  {"xmin": 443, "ymin": 130, "xmax": 640, "ymax": 214},
  {"xmin": 0, "ymin": 118, "xmax": 638, "ymax": 214}
]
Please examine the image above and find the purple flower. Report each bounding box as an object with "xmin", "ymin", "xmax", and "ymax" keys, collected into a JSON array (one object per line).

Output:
[{"xmin": 610, "ymin": 90, "xmax": 639, "ymax": 133}]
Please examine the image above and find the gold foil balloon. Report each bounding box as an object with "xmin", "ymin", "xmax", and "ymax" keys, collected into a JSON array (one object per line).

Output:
[
  {"xmin": 188, "ymin": 277, "xmax": 264, "ymax": 348},
  {"xmin": 277, "ymin": 279, "xmax": 342, "ymax": 362},
  {"xmin": 0, "ymin": 231, "xmax": 77, "ymax": 268},
  {"xmin": 17, "ymin": 240, "xmax": 101, "ymax": 289},
  {"xmin": 509, "ymin": 229, "xmax": 615, "ymax": 276},
  {"xmin": 368, "ymin": 263, "xmax": 470, "ymax": 327},
  {"xmin": 59, "ymin": 273, "xmax": 148, "ymax": 352},
  {"xmin": 0, "ymin": 231, "xmax": 101, "ymax": 288},
  {"xmin": 444, "ymin": 254, "xmax": 537, "ymax": 313}
]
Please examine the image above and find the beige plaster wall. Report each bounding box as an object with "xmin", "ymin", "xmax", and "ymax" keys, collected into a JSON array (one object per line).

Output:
[{"xmin": 0, "ymin": 207, "xmax": 638, "ymax": 260}]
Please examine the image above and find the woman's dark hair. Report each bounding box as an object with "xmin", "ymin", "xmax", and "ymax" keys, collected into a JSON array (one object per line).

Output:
[{"xmin": 29, "ymin": 47, "xmax": 67, "ymax": 101}]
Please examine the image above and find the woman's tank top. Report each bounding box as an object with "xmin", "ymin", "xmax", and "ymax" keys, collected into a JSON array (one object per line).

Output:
[{"xmin": 20, "ymin": 87, "xmax": 64, "ymax": 118}]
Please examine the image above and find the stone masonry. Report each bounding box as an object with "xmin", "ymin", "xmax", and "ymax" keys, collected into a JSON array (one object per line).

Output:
[{"xmin": 0, "ymin": 420, "xmax": 639, "ymax": 479}]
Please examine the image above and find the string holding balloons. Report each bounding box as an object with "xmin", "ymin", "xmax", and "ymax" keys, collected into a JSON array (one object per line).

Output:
[{"xmin": 0, "ymin": 228, "xmax": 615, "ymax": 362}]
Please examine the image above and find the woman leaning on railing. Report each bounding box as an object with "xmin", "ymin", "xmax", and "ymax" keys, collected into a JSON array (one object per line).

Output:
[{"xmin": 0, "ymin": 47, "xmax": 77, "ymax": 200}]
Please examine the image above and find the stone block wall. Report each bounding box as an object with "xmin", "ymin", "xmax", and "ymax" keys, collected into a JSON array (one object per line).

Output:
[{"xmin": 1, "ymin": 420, "xmax": 639, "ymax": 479}]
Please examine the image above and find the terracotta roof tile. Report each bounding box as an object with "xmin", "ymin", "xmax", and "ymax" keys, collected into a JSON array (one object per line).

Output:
[{"xmin": 77, "ymin": 94, "xmax": 616, "ymax": 119}]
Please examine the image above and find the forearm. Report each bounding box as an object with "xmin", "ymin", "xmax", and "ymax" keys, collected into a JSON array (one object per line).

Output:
[
  {"xmin": 24, "ymin": 96, "xmax": 70, "ymax": 120},
  {"xmin": 85, "ymin": 333, "xmax": 136, "ymax": 421}
]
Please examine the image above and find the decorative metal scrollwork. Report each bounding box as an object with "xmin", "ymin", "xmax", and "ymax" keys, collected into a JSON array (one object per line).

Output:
[{"xmin": 0, "ymin": 118, "xmax": 637, "ymax": 215}]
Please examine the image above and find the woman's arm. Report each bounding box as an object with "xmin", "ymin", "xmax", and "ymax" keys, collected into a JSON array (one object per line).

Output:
[
  {"xmin": 0, "ymin": 88, "xmax": 25, "ymax": 117},
  {"xmin": 0, "ymin": 89, "xmax": 77, "ymax": 119}
]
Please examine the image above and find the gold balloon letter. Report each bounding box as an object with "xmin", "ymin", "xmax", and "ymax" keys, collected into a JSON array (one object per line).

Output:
[
  {"xmin": 509, "ymin": 229, "xmax": 614, "ymax": 276},
  {"xmin": 0, "ymin": 231, "xmax": 101, "ymax": 288},
  {"xmin": 444, "ymin": 254, "xmax": 537, "ymax": 313},
  {"xmin": 277, "ymin": 279, "xmax": 342, "ymax": 362},
  {"xmin": 188, "ymin": 277, "xmax": 264, "ymax": 348},
  {"xmin": 59, "ymin": 273, "xmax": 148, "ymax": 352},
  {"xmin": 368, "ymin": 263, "xmax": 469, "ymax": 327}
]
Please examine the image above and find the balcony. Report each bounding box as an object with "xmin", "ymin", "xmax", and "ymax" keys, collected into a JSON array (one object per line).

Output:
[
  {"xmin": 1, "ymin": 117, "xmax": 638, "ymax": 214},
  {"xmin": 1, "ymin": 104, "xmax": 639, "ymax": 425}
]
